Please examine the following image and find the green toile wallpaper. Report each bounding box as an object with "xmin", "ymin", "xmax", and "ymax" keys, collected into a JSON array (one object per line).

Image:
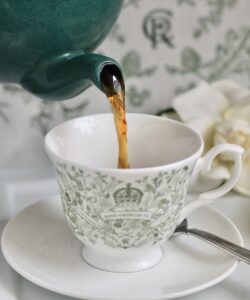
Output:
[{"xmin": 1, "ymin": 0, "xmax": 250, "ymax": 168}]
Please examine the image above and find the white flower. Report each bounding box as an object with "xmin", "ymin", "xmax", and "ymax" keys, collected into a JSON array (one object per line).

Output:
[{"xmin": 172, "ymin": 80, "xmax": 250, "ymax": 197}]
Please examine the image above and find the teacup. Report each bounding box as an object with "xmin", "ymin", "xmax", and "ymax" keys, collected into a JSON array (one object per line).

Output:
[{"xmin": 45, "ymin": 113, "xmax": 243, "ymax": 272}]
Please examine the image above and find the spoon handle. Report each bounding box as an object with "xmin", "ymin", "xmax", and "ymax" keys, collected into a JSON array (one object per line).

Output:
[{"xmin": 186, "ymin": 228, "xmax": 250, "ymax": 264}]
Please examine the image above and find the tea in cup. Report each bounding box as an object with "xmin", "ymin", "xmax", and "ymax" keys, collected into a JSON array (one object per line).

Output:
[{"xmin": 45, "ymin": 113, "xmax": 243, "ymax": 272}]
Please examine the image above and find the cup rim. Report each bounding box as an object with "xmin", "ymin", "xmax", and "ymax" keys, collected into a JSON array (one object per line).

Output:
[{"xmin": 44, "ymin": 113, "xmax": 204, "ymax": 173}]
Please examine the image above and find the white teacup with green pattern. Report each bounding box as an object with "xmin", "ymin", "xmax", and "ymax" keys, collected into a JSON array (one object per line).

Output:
[{"xmin": 45, "ymin": 113, "xmax": 243, "ymax": 272}]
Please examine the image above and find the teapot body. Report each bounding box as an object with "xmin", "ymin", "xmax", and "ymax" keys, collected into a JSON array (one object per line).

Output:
[{"xmin": 0, "ymin": 0, "xmax": 123, "ymax": 99}]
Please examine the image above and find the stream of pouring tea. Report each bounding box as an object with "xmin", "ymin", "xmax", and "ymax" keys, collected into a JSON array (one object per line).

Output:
[{"xmin": 101, "ymin": 65, "xmax": 130, "ymax": 169}]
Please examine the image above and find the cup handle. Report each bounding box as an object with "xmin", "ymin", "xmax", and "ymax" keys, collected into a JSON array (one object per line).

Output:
[{"xmin": 181, "ymin": 143, "xmax": 244, "ymax": 221}]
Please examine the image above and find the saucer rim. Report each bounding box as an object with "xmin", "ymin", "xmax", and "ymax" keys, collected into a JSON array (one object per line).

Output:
[{"xmin": 1, "ymin": 196, "xmax": 243, "ymax": 300}]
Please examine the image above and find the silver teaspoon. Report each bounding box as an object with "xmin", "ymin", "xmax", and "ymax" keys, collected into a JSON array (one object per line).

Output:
[{"xmin": 174, "ymin": 219, "xmax": 250, "ymax": 264}]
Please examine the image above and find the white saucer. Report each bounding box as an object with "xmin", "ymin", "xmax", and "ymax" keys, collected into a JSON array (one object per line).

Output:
[{"xmin": 1, "ymin": 196, "xmax": 243, "ymax": 300}]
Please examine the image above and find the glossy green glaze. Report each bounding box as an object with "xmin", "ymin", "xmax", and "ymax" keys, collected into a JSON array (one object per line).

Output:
[{"xmin": 0, "ymin": 0, "xmax": 123, "ymax": 100}]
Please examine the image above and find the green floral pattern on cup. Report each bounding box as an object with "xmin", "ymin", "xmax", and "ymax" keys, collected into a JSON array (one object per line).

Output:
[{"xmin": 55, "ymin": 162, "xmax": 193, "ymax": 249}]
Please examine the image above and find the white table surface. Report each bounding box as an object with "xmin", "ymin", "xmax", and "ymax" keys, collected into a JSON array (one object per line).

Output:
[{"xmin": 0, "ymin": 169, "xmax": 250, "ymax": 300}]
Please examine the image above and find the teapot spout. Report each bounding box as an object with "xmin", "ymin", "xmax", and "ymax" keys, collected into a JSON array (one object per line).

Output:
[{"xmin": 21, "ymin": 51, "xmax": 123, "ymax": 101}]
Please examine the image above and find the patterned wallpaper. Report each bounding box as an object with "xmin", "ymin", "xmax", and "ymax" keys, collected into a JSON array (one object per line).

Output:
[{"xmin": 1, "ymin": 0, "xmax": 250, "ymax": 168}]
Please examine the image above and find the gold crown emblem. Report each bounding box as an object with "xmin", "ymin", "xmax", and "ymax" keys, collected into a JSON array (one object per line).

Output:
[{"xmin": 113, "ymin": 183, "xmax": 143, "ymax": 207}]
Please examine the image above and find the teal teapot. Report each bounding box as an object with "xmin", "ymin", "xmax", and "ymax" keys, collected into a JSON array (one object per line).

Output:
[{"xmin": 0, "ymin": 0, "xmax": 123, "ymax": 100}]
